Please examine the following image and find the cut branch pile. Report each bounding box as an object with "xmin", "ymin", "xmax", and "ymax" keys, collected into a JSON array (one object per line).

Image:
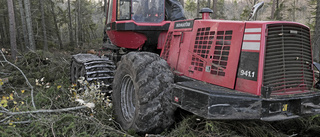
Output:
[{"xmin": 0, "ymin": 50, "xmax": 130, "ymax": 136}]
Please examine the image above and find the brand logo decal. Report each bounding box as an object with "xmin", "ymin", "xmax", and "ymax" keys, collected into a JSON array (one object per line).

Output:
[{"xmin": 174, "ymin": 21, "xmax": 193, "ymax": 29}]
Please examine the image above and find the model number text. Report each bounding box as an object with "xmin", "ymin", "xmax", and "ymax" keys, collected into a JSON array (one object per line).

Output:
[{"xmin": 240, "ymin": 70, "xmax": 255, "ymax": 78}]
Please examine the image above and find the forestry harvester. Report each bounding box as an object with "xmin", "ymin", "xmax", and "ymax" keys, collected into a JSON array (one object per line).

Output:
[{"xmin": 71, "ymin": 0, "xmax": 320, "ymax": 134}]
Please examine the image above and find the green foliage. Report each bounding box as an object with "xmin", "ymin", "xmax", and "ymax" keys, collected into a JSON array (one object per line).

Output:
[
  {"xmin": 184, "ymin": 0, "xmax": 197, "ymax": 11},
  {"xmin": 7, "ymin": 51, "xmax": 68, "ymax": 87},
  {"xmin": 0, "ymin": 49, "xmax": 124, "ymax": 136},
  {"xmin": 240, "ymin": 6, "xmax": 251, "ymax": 20},
  {"xmin": 185, "ymin": 0, "xmax": 226, "ymax": 19},
  {"xmin": 0, "ymin": 0, "xmax": 105, "ymax": 51},
  {"xmin": 273, "ymin": 0, "xmax": 287, "ymax": 20},
  {"xmin": 185, "ymin": 0, "xmax": 197, "ymax": 17},
  {"xmin": 215, "ymin": 0, "xmax": 226, "ymax": 19},
  {"xmin": 307, "ymin": 0, "xmax": 317, "ymax": 35}
]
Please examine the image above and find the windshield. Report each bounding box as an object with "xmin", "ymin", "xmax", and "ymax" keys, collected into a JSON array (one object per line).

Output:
[{"xmin": 132, "ymin": 0, "xmax": 164, "ymax": 23}]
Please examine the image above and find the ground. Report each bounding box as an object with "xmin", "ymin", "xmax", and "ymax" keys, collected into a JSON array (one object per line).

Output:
[{"xmin": 1, "ymin": 46, "xmax": 320, "ymax": 136}]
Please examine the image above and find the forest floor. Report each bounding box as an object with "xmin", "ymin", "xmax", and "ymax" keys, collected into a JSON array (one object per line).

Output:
[{"xmin": 1, "ymin": 45, "xmax": 320, "ymax": 137}]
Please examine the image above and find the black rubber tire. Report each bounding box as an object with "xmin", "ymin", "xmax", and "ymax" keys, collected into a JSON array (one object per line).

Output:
[{"xmin": 112, "ymin": 52, "xmax": 175, "ymax": 134}]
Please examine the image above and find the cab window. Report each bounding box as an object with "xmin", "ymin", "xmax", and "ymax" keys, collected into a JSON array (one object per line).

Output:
[
  {"xmin": 117, "ymin": 0, "xmax": 131, "ymax": 20},
  {"xmin": 132, "ymin": 0, "xmax": 164, "ymax": 23},
  {"xmin": 107, "ymin": 0, "xmax": 113, "ymax": 24}
]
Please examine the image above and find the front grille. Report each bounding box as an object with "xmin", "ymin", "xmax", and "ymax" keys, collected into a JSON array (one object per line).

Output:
[
  {"xmin": 264, "ymin": 24, "xmax": 313, "ymax": 94},
  {"xmin": 190, "ymin": 27, "xmax": 233, "ymax": 76},
  {"xmin": 191, "ymin": 27, "xmax": 214, "ymax": 72}
]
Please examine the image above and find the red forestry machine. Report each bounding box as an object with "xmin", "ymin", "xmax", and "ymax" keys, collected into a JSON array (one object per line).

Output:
[{"xmin": 71, "ymin": 0, "xmax": 320, "ymax": 134}]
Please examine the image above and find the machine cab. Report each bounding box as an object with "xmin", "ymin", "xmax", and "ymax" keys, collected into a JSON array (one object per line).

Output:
[
  {"xmin": 104, "ymin": 0, "xmax": 185, "ymax": 51},
  {"xmin": 107, "ymin": 0, "xmax": 166, "ymax": 24}
]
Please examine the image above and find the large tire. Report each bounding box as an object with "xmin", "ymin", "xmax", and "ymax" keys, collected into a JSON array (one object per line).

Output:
[{"xmin": 112, "ymin": 52, "xmax": 175, "ymax": 134}]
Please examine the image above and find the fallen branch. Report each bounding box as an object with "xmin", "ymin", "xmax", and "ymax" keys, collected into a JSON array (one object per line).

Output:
[
  {"xmin": 1, "ymin": 105, "xmax": 87, "ymax": 116},
  {"xmin": 0, "ymin": 115, "xmax": 13, "ymax": 123},
  {"xmin": 2, "ymin": 120, "xmax": 33, "ymax": 125},
  {"xmin": 1, "ymin": 106, "xmax": 9, "ymax": 112},
  {"xmin": 51, "ymin": 122, "xmax": 56, "ymax": 137},
  {"xmin": 0, "ymin": 50, "xmax": 36, "ymax": 109}
]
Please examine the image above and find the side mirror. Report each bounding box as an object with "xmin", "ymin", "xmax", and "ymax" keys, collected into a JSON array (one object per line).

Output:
[{"xmin": 247, "ymin": 2, "xmax": 264, "ymax": 21}]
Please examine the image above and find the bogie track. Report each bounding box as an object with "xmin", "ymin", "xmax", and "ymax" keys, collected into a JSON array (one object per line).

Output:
[{"xmin": 71, "ymin": 54, "xmax": 115, "ymax": 93}]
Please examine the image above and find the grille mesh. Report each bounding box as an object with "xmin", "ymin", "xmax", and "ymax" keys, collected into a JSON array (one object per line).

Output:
[
  {"xmin": 211, "ymin": 30, "xmax": 232, "ymax": 76},
  {"xmin": 161, "ymin": 31, "xmax": 173, "ymax": 60},
  {"xmin": 191, "ymin": 27, "xmax": 215, "ymax": 72},
  {"xmin": 193, "ymin": 27, "xmax": 214, "ymax": 59},
  {"xmin": 264, "ymin": 24, "xmax": 313, "ymax": 94}
]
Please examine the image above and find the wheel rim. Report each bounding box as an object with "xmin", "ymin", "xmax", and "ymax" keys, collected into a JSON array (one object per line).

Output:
[{"xmin": 120, "ymin": 75, "xmax": 136, "ymax": 122}]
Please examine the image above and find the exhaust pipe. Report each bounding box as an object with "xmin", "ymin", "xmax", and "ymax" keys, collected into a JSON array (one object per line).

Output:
[{"xmin": 199, "ymin": 8, "xmax": 213, "ymax": 20}]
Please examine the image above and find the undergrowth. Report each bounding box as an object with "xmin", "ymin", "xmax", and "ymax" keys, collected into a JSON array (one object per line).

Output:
[
  {"xmin": 1, "ymin": 50, "xmax": 320, "ymax": 136},
  {"xmin": 0, "ymin": 50, "xmax": 124, "ymax": 136}
]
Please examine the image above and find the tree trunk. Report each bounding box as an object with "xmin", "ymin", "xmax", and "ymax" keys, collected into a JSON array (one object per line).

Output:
[
  {"xmin": 1, "ymin": 16, "xmax": 6, "ymax": 46},
  {"xmin": 18, "ymin": 0, "xmax": 28, "ymax": 51},
  {"xmin": 208, "ymin": 0, "xmax": 211, "ymax": 9},
  {"xmin": 292, "ymin": 0, "xmax": 296, "ymax": 21},
  {"xmin": 197, "ymin": 0, "xmax": 200, "ymax": 18},
  {"xmin": 50, "ymin": 0, "xmax": 63, "ymax": 49},
  {"xmin": 271, "ymin": 0, "xmax": 276, "ymax": 19},
  {"xmin": 24, "ymin": 0, "xmax": 36, "ymax": 51},
  {"xmin": 78, "ymin": 0, "xmax": 82, "ymax": 46},
  {"xmin": 212, "ymin": 0, "xmax": 217, "ymax": 19},
  {"xmin": 90, "ymin": 26, "xmax": 97, "ymax": 39},
  {"xmin": 75, "ymin": 7, "xmax": 78, "ymax": 47},
  {"xmin": 39, "ymin": 0, "xmax": 48, "ymax": 51},
  {"xmin": 68, "ymin": 0, "xmax": 74, "ymax": 46},
  {"xmin": 0, "ymin": 21, "xmax": 4, "ymax": 46},
  {"xmin": 313, "ymin": 0, "xmax": 320, "ymax": 62},
  {"xmin": 2, "ymin": 16, "xmax": 9, "ymax": 46},
  {"xmin": 13, "ymin": 0, "xmax": 24, "ymax": 52},
  {"xmin": 7, "ymin": 0, "xmax": 17, "ymax": 59}
]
